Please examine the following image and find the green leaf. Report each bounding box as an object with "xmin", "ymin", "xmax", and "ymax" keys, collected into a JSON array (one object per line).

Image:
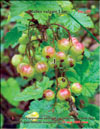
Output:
[
  {"xmin": 46, "ymin": 69, "xmax": 55, "ymax": 78},
  {"xmin": 34, "ymin": 13, "xmax": 50, "ymax": 25},
  {"xmin": 82, "ymin": 104, "xmax": 100, "ymax": 120},
  {"xmin": 36, "ymin": 76, "xmax": 54, "ymax": 90},
  {"xmin": 16, "ymin": 77, "xmax": 29, "ymax": 87},
  {"xmin": 10, "ymin": 1, "xmax": 61, "ymax": 17},
  {"xmin": 82, "ymin": 83, "xmax": 98, "ymax": 97},
  {"xmin": 0, "ymin": 114, "xmax": 4, "ymax": 128},
  {"xmin": 78, "ymin": 110, "xmax": 96, "ymax": 127},
  {"xmin": 74, "ymin": 57, "xmax": 89, "ymax": 83},
  {"xmin": 66, "ymin": 68, "xmax": 80, "ymax": 82},
  {"xmin": 83, "ymin": 61, "xmax": 99, "ymax": 83},
  {"xmin": 57, "ymin": 1, "xmax": 73, "ymax": 12},
  {"xmin": 1, "ymin": 78, "xmax": 20, "ymax": 106},
  {"xmin": 60, "ymin": 11, "xmax": 94, "ymax": 32},
  {"xmin": 4, "ymin": 27, "xmax": 22, "ymax": 48},
  {"xmin": 20, "ymin": 100, "xmax": 57, "ymax": 128},
  {"xmin": 90, "ymin": 46, "xmax": 99, "ymax": 62},
  {"xmin": 20, "ymin": 100, "xmax": 70, "ymax": 128},
  {"xmin": 10, "ymin": 1, "xmax": 34, "ymax": 17},
  {"xmin": 68, "ymin": 13, "xmax": 99, "ymax": 43},
  {"xmin": 15, "ymin": 86, "xmax": 43, "ymax": 101},
  {"xmin": 29, "ymin": 100, "xmax": 54, "ymax": 111},
  {"xmin": 84, "ymin": 48, "xmax": 91, "ymax": 58}
]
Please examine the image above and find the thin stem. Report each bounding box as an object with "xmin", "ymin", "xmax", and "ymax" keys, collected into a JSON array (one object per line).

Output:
[
  {"xmin": 52, "ymin": 66, "xmax": 59, "ymax": 111},
  {"xmin": 49, "ymin": 26, "xmax": 56, "ymax": 48},
  {"xmin": 68, "ymin": 98, "xmax": 84, "ymax": 128},
  {"xmin": 49, "ymin": 23, "xmax": 72, "ymax": 42}
]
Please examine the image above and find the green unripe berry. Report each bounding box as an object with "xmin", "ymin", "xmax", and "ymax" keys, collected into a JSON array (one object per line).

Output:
[
  {"xmin": 18, "ymin": 44, "xmax": 26, "ymax": 54},
  {"xmin": 11, "ymin": 54, "xmax": 23, "ymax": 66},
  {"xmin": 64, "ymin": 55, "xmax": 75, "ymax": 67},
  {"xmin": 23, "ymin": 56, "xmax": 30, "ymax": 63},
  {"xmin": 18, "ymin": 33, "xmax": 29, "ymax": 44},
  {"xmin": 35, "ymin": 55, "xmax": 42, "ymax": 61},
  {"xmin": 58, "ymin": 77, "xmax": 68, "ymax": 88},
  {"xmin": 71, "ymin": 96, "xmax": 75, "ymax": 103}
]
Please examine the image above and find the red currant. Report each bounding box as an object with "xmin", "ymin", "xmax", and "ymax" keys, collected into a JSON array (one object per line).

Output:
[
  {"xmin": 17, "ymin": 63, "xmax": 35, "ymax": 78},
  {"xmin": 42, "ymin": 46, "xmax": 55, "ymax": 58},
  {"xmin": 58, "ymin": 38, "xmax": 71, "ymax": 51},
  {"xmin": 56, "ymin": 52, "xmax": 66, "ymax": 62},
  {"xmin": 43, "ymin": 89, "xmax": 55, "ymax": 100},
  {"xmin": 35, "ymin": 62, "xmax": 48, "ymax": 73},
  {"xmin": 57, "ymin": 88, "xmax": 71, "ymax": 100},
  {"xmin": 71, "ymin": 83, "xmax": 82, "ymax": 95},
  {"xmin": 11, "ymin": 54, "xmax": 23, "ymax": 66},
  {"xmin": 58, "ymin": 77, "xmax": 68, "ymax": 88},
  {"xmin": 71, "ymin": 37, "xmax": 79, "ymax": 45},
  {"xmin": 70, "ymin": 42, "xmax": 84, "ymax": 56}
]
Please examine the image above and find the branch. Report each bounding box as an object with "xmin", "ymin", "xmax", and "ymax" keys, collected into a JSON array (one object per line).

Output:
[
  {"xmin": 67, "ymin": 98, "xmax": 84, "ymax": 128},
  {"xmin": 49, "ymin": 23, "xmax": 72, "ymax": 42}
]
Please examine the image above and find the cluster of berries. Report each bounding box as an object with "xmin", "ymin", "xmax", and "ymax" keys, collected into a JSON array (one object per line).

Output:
[{"xmin": 11, "ymin": 33, "xmax": 84, "ymax": 101}]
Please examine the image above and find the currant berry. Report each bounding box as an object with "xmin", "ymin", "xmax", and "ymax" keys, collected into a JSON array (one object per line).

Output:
[
  {"xmin": 18, "ymin": 44, "xmax": 26, "ymax": 54},
  {"xmin": 71, "ymin": 37, "xmax": 79, "ymax": 45},
  {"xmin": 64, "ymin": 55, "xmax": 75, "ymax": 67},
  {"xmin": 57, "ymin": 88, "xmax": 71, "ymax": 100},
  {"xmin": 48, "ymin": 58, "xmax": 56, "ymax": 68},
  {"xmin": 42, "ymin": 46, "xmax": 55, "ymax": 58},
  {"xmin": 35, "ymin": 55, "xmax": 42, "ymax": 61},
  {"xmin": 56, "ymin": 52, "xmax": 66, "ymax": 62},
  {"xmin": 71, "ymin": 83, "xmax": 82, "ymax": 95},
  {"xmin": 11, "ymin": 54, "xmax": 23, "ymax": 66},
  {"xmin": 18, "ymin": 33, "xmax": 29, "ymax": 44},
  {"xmin": 71, "ymin": 96, "xmax": 75, "ymax": 103},
  {"xmin": 70, "ymin": 42, "xmax": 84, "ymax": 56},
  {"xmin": 58, "ymin": 77, "xmax": 68, "ymax": 88},
  {"xmin": 43, "ymin": 89, "xmax": 55, "ymax": 100},
  {"xmin": 23, "ymin": 56, "xmax": 30, "ymax": 64},
  {"xmin": 35, "ymin": 62, "xmax": 48, "ymax": 73},
  {"xmin": 17, "ymin": 63, "xmax": 35, "ymax": 78},
  {"xmin": 58, "ymin": 38, "xmax": 71, "ymax": 51}
]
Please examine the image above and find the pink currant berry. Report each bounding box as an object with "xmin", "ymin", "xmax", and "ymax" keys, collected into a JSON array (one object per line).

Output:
[
  {"xmin": 42, "ymin": 46, "xmax": 55, "ymax": 58},
  {"xmin": 43, "ymin": 89, "xmax": 55, "ymax": 100},
  {"xmin": 58, "ymin": 38, "xmax": 71, "ymax": 51},
  {"xmin": 35, "ymin": 62, "xmax": 48, "ymax": 73},
  {"xmin": 70, "ymin": 42, "xmax": 84, "ymax": 56},
  {"xmin": 56, "ymin": 52, "xmax": 66, "ymax": 62},
  {"xmin": 71, "ymin": 83, "xmax": 82, "ymax": 95},
  {"xmin": 57, "ymin": 88, "xmax": 71, "ymax": 100},
  {"xmin": 71, "ymin": 37, "xmax": 79, "ymax": 45},
  {"xmin": 17, "ymin": 63, "xmax": 35, "ymax": 78}
]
